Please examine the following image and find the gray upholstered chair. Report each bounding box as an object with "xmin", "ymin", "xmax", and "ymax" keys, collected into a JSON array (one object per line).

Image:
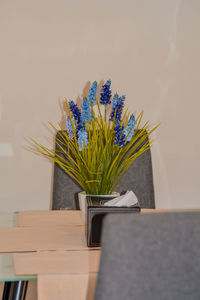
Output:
[
  {"xmin": 94, "ymin": 211, "xmax": 200, "ymax": 300},
  {"xmin": 52, "ymin": 130, "xmax": 155, "ymax": 210}
]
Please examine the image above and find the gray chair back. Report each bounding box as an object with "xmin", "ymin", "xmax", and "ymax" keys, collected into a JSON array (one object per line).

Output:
[
  {"xmin": 52, "ymin": 131, "xmax": 81, "ymax": 210},
  {"xmin": 52, "ymin": 130, "xmax": 155, "ymax": 210},
  {"xmin": 95, "ymin": 211, "xmax": 200, "ymax": 300}
]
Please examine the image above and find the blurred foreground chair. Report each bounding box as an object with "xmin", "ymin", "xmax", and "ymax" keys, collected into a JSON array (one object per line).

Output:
[
  {"xmin": 52, "ymin": 130, "xmax": 155, "ymax": 210},
  {"xmin": 94, "ymin": 211, "xmax": 200, "ymax": 300}
]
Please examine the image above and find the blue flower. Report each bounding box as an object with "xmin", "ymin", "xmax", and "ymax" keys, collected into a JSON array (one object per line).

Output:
[
  {"xmin": 66, "ymin": 116, "xmax": 75, "ymax": 139},
  {"xmin": 68, "ymin": 100, "xmax": 81, "ymax": 124},
  {"xmin": 100, "ymin": 80, "xmax": 112, "ymax": 105},
  {"xmin": 88, "ymin": 81, "xmax": 97, "ymax": 105},
  {"xmin": 76, "ymin": 122, "xmax": 84, "ymax": 137},
  {"xmin": 112, "ymin": 93, "xmax": 119, "ymax": 107},
  {"xmin": 77, "ymin": 129, "xmax": 88, "ymax": 151},
  {"xmin": 115, "ymin": 95, "xmax": 125, "ymax": 123},
  {"xmin": 81, "ymin": 97, "xmax": 92, "ymax": 123},
  {"xmin": 110, "ymin": 94, "xmax": 125, "ymax": 123},
  {"xmin": 124, "ymin": 114, "xmax": 136, "ymax": 142},
  {"xmin": 110, "ymin": 93, "xmax": 119, "ymax": 121},
  {"xmin": 114, "ymin": 124, "xmax": 126, "ymax": 147}
]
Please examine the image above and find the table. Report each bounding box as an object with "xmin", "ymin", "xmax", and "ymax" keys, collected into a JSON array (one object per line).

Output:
[
  {"xmin": 0, "ymin": 213, "xmax": 36, "ymax": 300},
  {"xmin": 0, "ymin": 209, "xmax": 173, "ymax": 300},
  {"xmin": 0, "ymin": 210, "xmax": 100, "ymax": 300},
  {"xmin": 0, "ymin": 214, "xmax": 30, "ymax": 299}
]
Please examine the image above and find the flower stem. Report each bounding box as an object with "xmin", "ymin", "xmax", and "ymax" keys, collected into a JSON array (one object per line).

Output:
[{"xmin": 105, "ymin": 105, "xmax": 107, "ymax": 122}]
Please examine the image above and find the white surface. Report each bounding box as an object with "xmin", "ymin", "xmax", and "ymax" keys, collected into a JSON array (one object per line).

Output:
[
  {"xmin": 0, "ymin": 0, "xmax": 199, "ymax": 212},
  {"xmin": 104, "ymin": 191, "xmax": 138, "ymax": 207}
]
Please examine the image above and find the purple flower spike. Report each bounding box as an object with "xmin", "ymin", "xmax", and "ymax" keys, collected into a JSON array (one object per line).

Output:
[
  {"xmin": 110, "ymin": 94, "xmax": 125, "ymax": 123},
  {"xmin": 114, "ymin": 124, "xmax": 126, "ymax": 147},
  {"xmin": 100, "ymin": 80, "xmax": 112, "ymax": 105},
  {"xmin": 68, "ymin": 100, "xmax": 81, "ymax": 124}
]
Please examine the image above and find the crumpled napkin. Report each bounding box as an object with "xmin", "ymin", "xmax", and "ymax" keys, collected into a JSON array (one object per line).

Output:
[{"xmin": 104, "ymin": 191, "xmax": 138, "ymax": 207}]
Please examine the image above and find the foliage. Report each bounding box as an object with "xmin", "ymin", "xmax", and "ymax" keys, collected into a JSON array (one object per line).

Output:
[{"xmin": 29, "ymin": 80, "xmax": 159, "ymax": 195}]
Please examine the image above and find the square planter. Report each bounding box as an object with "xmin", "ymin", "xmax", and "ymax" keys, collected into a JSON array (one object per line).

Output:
[{"xmin": 86, "ymin": 196, "xmax": 141, "ymax": 247}]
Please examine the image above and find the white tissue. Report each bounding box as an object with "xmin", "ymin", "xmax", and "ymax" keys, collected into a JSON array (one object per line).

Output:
[{"xmin": 104, "ymin": 191, "xmax": 138, "ymax": 207}]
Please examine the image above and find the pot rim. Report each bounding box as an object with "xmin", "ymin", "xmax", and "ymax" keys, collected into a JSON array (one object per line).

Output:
[{"xmin": 79, "ymin": 191, "xmax": 120, "ymax": 198}]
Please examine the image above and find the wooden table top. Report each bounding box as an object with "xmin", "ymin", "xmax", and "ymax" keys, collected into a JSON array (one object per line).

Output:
[{"xmin": 0, "ymin": 209, "xmax": 196, "ymax": 300}]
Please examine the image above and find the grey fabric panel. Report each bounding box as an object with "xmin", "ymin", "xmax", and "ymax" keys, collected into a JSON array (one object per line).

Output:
[
  {"xmin": 117, "ymin": 148, "xmax": 154, "ymax": 208},
  {"xmin": 52, "ymin": 130, "xmax": 155, "ymax": 210},
  {"xmin": 52, "ymin": 131, "xmax": 83, "ymax": 210},
  {"xmin": 52, "ymin": 163, "xmax": 81, "ymax": 210},
  {"xmin": 95, "ymin": 212, "xmax": 200, "ymax": 300}
]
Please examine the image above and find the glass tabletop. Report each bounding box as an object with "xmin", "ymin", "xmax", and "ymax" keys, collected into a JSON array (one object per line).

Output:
[
  {"xmin": 0, "ymin": 213, "xmax": 18, "ymax": 228},
  {"xmin": 0, "ymin": 213, "xmax": 36, "ymax": 282},
  {"xmin": 0, "ymin": 254, "xmax": 36, "ymax": 282}
]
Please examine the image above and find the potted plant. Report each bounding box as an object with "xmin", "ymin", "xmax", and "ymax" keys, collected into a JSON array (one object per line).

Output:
[{"xmin": 29, "ymin": 80, "xmax": 159, "ymax": 245}]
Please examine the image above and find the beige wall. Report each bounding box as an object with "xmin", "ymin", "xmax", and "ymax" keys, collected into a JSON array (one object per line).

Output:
[{"xmin": 0, "ymin": 0, "xmax": 199, "ymax": 212}]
